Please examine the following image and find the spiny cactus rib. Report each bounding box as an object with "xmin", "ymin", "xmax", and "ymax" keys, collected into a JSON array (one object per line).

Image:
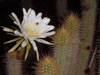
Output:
[
  {"xmin": 35, "ymin": 56, "xmax": 59, "ymax": 75},
  {"xmin": 63, "ymin": 13, "xmax": 80, "ymax": 33},
  {"xmin": 53, "ymin": 13, "xmax": 80, "ymax": 75}
]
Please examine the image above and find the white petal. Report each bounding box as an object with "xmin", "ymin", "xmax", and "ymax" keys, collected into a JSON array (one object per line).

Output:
[
  {"xmin": 36, "ymin": 39, "xmax": 53, "ymax": 45},
  {"xmin": 27, "ymin": 8, "xmax": 32, "ymax": 15},
  {"xmin": 22, "ymin": 16, "xmax": 28, "ymax": 25},
  {"xmin": 11, "ymin": 13, "xmax": 25, "ymax": 34},
  {"xmin": 23, "ymin": 8, "xmax": 27, "ymax": 16},
  {"xmin": 13, "ymin": 21, "xmax": 28, "ymax": 38},
  {"xmin": 14, "ymin": 30, "xmax": 22, "ymax": 36},
  {"xmin": 29, "ymin": 38, "xmax": 39, "ymax": 61},
  {"xmin": 39, "ymin": 21, "xmax": 46, "ymax": 26},
  {"xmin": 37, "ymin": 18, "xmax": 42, "ymax": 23},
  {"xmin": 37, "ymin": 13, "xmax": 42, "ymax": 17},
  {"xmin": 30, "ymin": 10, "xmax": 36, "ymax": 17},
  {"xmin": 29, "ymin": 38, "xmax": 37, "ymax": 51},
  {"xmin": 40, "ymin": 31, "xmax": 55, "ymax": 38},
  {"xmin": 33, "ymin": 17, "xmax": 40, "ymax": 23},
  {"xmin": 21, "ymin": 40, "xmax": 27, "ymax": 48},
  {"xmin": 11, "ymin": 13, "xmax": 21, "ymax": 25},
  {"xmin": 31, "ymin": 41, "xmax": 37, "ymax": 51},
  {"xmin": 36, "ymin": 13, "xmax": 42, "ymax": 23},
  {"xmin": 39, "ymin": 25, "xmax": 55, "ymax": 35},
  {"xmin": 27, "ymin": 10, "xmax": 37, "ymax": 22},
  {"xmin": 45, "ymin": 25, "xmax": 55, "ymax": 32},
  {"xmin": 42, "ymin": 17, "xmax": 50, "ymax": 24}
]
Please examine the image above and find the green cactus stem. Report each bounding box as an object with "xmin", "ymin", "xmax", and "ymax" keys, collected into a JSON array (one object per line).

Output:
[
  {"xmin": 76, "ymin": 0, "xmax": 97, "ymax": 75},
  {"xmin": 53, "ymin": 13, "xmax": 80, "ymax": 75}
]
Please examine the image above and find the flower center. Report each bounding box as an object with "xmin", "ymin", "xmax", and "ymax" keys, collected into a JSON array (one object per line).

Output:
[{"xmin": 23, "ymin": 22, "xmax": 40, "ymax": 37}]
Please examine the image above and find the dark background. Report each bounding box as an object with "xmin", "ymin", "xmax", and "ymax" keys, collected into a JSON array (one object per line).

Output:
[{"xmin": 0, "ymin": 0, "xmax": 99, "ymax": 75}]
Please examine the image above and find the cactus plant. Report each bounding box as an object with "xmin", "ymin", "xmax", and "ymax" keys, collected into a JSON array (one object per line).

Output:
[
  {"xmin": 77, "ymin": 0, "xmax": 97, "ymax": 75},
  {"xmin": 1, "ymin": 0, "xmax": 98, "ymax": 74},
  {"xmin": 53, "ymin": 13, "xmax": 80, "ymax": 75},
  {"xmin": 35, "ymin": 56, "xmax": 59, "ymax": 75},
  {"xmin": 63, "ymin": 13, "xmax": 80, "ymax": 33}
]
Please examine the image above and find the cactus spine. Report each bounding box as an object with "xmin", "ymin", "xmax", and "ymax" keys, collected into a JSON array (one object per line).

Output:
[
  {"xmin": 53, "ymin": 13, "xmax": 80, "ymax": 75},
  {"xmin": 77, "ymin": 0, "xmax": 97, "ymax": 75},
  {"xmin": 35, "ymin": 56, "xmax": 59, "ymax": 75}
]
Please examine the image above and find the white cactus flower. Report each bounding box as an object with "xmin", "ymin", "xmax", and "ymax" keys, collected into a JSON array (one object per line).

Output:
[{"xmin": 2, "ymin": 8, "xmax": 55, "ymax": 61}]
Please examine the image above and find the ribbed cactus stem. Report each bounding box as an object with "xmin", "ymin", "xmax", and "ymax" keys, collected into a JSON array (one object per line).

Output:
[
  {"xmin": 53, "ymin": 13, "xmax": 80, "ymax": 75},
  {"xmin": 77, "ymin": 0, "xmax": 97, "ymax": 75},
  {"xmin": 35, "ymin": 56, "xmax": 59, "ymax": 75},
  {"xmin": 6, "ymin": 49, "xmax": 25, "ymax": 75},
  {"xmin": 64, "ymin": 13, "xmax": 80, "ymax": 33}
]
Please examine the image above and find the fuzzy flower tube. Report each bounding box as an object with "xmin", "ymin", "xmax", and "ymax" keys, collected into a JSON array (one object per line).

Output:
[{"xmin": 2, "ymin": 8, "xmax": 55, "ymax": 61}]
